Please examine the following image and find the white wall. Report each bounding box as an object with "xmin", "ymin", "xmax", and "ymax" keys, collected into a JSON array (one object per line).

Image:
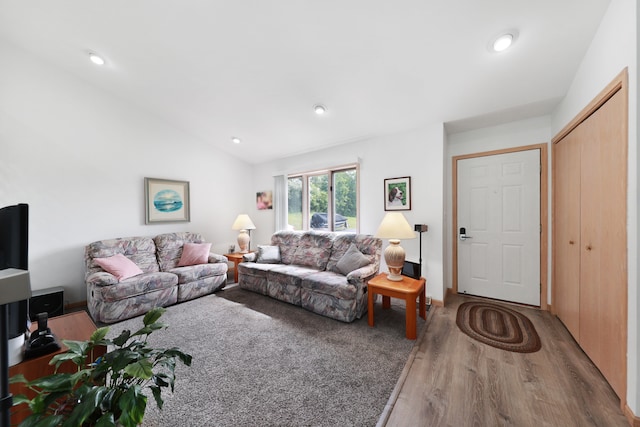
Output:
[
  {"xmin": 550, "ymin": 0, "xmax": 638, "ymax": 414},
  {"xmin": 445, "ymin": 116, "xmax": 552, "ymax": 300},
  {"xmin": 251, "ymin": 124, "xmax": 447, "ymax": 302},
  {"xmin": 0, "ymin": 39, "xmax": 252, "ymax": 303}
]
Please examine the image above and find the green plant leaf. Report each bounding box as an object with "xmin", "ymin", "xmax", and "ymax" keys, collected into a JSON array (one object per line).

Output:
[
  {"xmin": 142, "ymin": 307, "xmax": 166, "ymax": 326},
  {"xmin": 90, "ymin": 326, "xmax": 110, "ymax": 344},
  {"xmin": 163, "ymin": 348, "xmax": 193, "ymax": 366},
  {"xmin": 94, "ymin": 412, "xmax": 116, "ymax": 427},
  {"xmin": 60, "ymin": 340, "xmax": 89, "ymax": 356},
  {"xmin": 124, "ymin": 358, "xmax": 153, "ymax": 380},
  {"xmin": 111, "ymin": 329, "xmax": 132, "ymax": 347},
  {"xmin": 20, "ymin": 413, "xmax": 64, "ymax": 427},
  {"xmin": 9, "ymin": 373, "xmax": 27, "ymax": 384},
  {"xmin": 63, "ymin": 385, "xmax": 107, "ymax": 427},
  {"xmin": 27, "ymin": 373, "xmax": 76, "ymax": 392},
  {"xmin": 150, "ymin": 385, "xmax": 163, "ymax": 410},
  {"xmin": 118, "ymin": 386, "xmax": 147, "ymax": 427}
]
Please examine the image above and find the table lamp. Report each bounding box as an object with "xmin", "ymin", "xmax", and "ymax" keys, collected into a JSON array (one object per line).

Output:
[
  {"xmin": 231, "ymin": 214, "xmax": 256, "ymax": 253},
  {"xmin": 375, "ymin": 212, "xmax": 416, "ymax": 281}
]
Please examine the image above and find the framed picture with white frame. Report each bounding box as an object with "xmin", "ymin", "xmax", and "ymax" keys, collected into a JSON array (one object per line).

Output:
[{"xmin": 384, "ymin": 176, "xmax": 411, "ymax": 211}]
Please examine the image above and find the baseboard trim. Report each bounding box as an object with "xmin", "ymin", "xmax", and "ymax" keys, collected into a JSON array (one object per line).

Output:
[{"xmin": 624, "ymin": 404, "xmax": 640, "ymax": 427}]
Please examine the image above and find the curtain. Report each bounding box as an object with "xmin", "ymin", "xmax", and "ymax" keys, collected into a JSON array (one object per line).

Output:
[{"xmin": 273, "ymin": 175, "xmax": 287, "ymax": 231}]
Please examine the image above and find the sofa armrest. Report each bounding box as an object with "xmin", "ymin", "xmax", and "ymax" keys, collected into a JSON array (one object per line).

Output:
[
  {"xmin": 346, "ymin": 264, "xmax": 378, "ymax": 285},
  {"xmin": 242, "ymin": 253, "xmax": 257, "ymax": 262},
  {"xmin": 86, "ymin": 271, "xmax": 118, "ymax": 287},
  {"xmin": 208, "ymin": 253, "xmax": 228, "ymax": 264}
]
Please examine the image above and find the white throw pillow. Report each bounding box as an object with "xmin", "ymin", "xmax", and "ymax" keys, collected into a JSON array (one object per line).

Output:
[{"xmin": 256, "ymin": 245, "xmax": 281, "ymax": 264}]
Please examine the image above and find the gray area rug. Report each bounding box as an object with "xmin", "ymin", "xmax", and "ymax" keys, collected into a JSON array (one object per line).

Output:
[{"xmin": 107, "ymin": 285, "xmax": 425, "ymax": 426}]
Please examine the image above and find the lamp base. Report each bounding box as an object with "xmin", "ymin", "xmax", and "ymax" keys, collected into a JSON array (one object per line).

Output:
[
  {"xmin": 384, "ymin": 239, "xmax": 405, "ymax": 282},
  {"xmin": 237, "ymin": 230, "xmax": 250, "ymax": 254}
]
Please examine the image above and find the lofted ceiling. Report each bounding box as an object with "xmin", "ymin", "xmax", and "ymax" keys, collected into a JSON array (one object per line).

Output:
[{"xmin": 0, "ymin": 1, "xmax": 611, "ymax": 164}]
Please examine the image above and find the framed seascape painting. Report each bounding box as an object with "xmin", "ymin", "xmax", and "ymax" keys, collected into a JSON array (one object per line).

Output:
[
  {"xmin": 384, "ymin": 176, "xmax": 411, "ymax": 211},
  {"xmin": 145, "ymin": 177, "xmax": 190, "ymax": 224}
]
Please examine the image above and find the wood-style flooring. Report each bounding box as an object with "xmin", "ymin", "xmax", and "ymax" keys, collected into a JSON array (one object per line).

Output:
[{"xmin": 381, "ymin": 293, "xmax": 629, "ymax": 427}]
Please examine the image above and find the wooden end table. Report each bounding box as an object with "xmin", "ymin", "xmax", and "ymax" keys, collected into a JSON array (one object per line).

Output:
[
  {"xmin": 9, "ymin": 311, "xmax": 106, "ymax": 424},
  {"xmin": 367, "ymin": 273, "xmax": 426, "ymax": 340},
  {"xmin": 225, "ymin": 252, "xmax": 252, "ymax": 283}
]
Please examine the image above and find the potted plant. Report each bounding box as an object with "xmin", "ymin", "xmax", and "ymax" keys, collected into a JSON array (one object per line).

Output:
[{"xmin": 10, "ymin": 307, "xmax": 192, "ymax": 427}]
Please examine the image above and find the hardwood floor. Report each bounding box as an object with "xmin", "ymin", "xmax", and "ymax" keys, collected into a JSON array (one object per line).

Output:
[{"xmin": 381, "ymin": 294, "xmax": 628, "ymax": 427}]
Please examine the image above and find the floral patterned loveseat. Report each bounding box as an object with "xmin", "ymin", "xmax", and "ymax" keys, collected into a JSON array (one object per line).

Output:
[
  {"xmin": 85, "ymin": 232, "xmax": 228, "ymax": 323},
  {"xmin": 238, "ymin": 231, "xmax": 382, "ymax": 322}
]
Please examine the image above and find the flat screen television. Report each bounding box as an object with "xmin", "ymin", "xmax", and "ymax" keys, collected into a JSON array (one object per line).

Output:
[{"xmin": 0, "ymin": 203, "xmax": 29, "ymax": 340}]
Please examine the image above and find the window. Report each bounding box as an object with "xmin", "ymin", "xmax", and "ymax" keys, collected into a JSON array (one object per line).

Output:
[{"xmin": 287, "ymin": 165, "xmax": 358, "ymax": 232}]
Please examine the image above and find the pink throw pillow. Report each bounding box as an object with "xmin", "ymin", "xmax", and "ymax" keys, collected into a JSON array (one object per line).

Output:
[
  {"xmin": 178, "ymin": 242, "xmax": 212, "ymax": 267},
  {"xmin": 94, "ymin": 253, "xmax": 144, "ymax": 281}
]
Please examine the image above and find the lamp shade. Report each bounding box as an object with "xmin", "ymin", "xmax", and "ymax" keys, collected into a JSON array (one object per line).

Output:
[
  {"xmin": 231, "ymin": 214, "xmax": 256, "ymax": 231},
  {"xmin": 375, "ymin": 213, "xmax": 415, "ymax": 281},
  {"xmin": 375, "ymin": 212, "xmax": 416, "ymax": 240}
]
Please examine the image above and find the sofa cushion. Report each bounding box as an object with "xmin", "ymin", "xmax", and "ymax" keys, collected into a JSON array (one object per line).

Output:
[
  {"xmin": 326, "ymin": 234, "xmax": 380, "ymax": 274},
  {"xmin": 96, "ymin": 272, "xmax": 178, "ymax": 302},
  {"xmin": 85, "ymin": 236, "xmax": 160, "ymax": 276},
  {"xmin": 256, "ymin": 245, "xmax": 281, "ymax": 264},
  {"xmin": 178, "ymin": 242, "xmax": 211, "ymax": 266},
  {"xmin": 336, "ymin": 243, "xmax": 370, "ymax": 275},
  {"xmin": 155, "ymin": 232, "xmax": 207, "ymax": 271},
  {"xmin": 271, "ymin": 231, "xmax": 303, "ymax": 265},
  {"xmin": 168, "ymin": 263, "xmax": 228, "ymax": 284},
  {"xmin": 300, "ymin": 271, "xmax": 356, "ymax": 299},
  {"xmin": 94, "ymin": 253, "xmax": 144, "ymax": 281},
  {"xmin": 291, "ymin": 232, "xmax": 335, "ymax": 270}
]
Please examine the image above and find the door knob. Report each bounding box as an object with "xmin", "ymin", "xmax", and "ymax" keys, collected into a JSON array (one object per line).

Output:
[{"xmin": 459, "ymin": 227, "xmax": 473, "ymax": 241}]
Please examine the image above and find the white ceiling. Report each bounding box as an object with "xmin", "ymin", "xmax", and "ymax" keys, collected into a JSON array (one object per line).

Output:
[{"xmin": 0, "ymin": 1, "xmax": 611, "ymax": 164}]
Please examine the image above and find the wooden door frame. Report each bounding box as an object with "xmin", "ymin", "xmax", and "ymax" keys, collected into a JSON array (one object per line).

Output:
[{"xmin": 452, "ymin": 143, "xmax": 549, "ymax": 310}]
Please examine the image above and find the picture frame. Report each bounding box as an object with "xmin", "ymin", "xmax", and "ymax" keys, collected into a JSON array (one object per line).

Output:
[
  {"xmin": 256, "ymin": 190, "xmax": 273, "ymax": 210},
  {"xmin": 144, "ymin": 177, "xmax": 190, "ymax": 224},
  {"xmin": 384, "ymin": 176, "xmax": 411, "ymax": 211}
]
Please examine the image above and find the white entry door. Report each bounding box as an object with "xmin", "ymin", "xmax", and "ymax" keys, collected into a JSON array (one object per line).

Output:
[{"xmin": 457, "ymin": 149, "xmax": 540, "ymax": 306}]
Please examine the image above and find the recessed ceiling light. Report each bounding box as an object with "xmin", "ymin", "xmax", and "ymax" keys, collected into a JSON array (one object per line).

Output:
[
  {"xmin": 89, "ymin": 52, "xmax": 105, "ymax": 65},
  {"xmin": 231, "ymin": 136, "xmax": 241, "ymax": 144},
  {"xmin": 313, "ymin": 104, "xmax": 327, "ymax": 115},
  {"xmin": 489, "ymin": 30, "xmax": 518, "ymax": 53}
]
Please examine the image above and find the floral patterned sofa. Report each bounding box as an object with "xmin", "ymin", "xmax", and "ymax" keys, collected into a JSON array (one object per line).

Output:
[
  {"xmin": 85, "ymin": 232, "xmax": 228, "ymax": 323},
  {"xmin": 238, "ymin": 231, "xmax": 382, "ymax": 322}
]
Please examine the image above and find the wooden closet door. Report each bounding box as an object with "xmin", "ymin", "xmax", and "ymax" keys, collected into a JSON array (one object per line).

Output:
[
  {"xmin": 579, "ymin": 88, "xmax": 627, "ymax": 399},
  {"xmin": 552, "ymin": 129, "xmax": 581, "ymax": 339}
]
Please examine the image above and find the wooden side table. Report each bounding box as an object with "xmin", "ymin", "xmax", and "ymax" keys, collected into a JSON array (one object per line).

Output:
[
  {"xmin": 9, "ymin": 311, "xmax": 106, "ymax": 424},
  {"xmin": 225, "ymin": 252, "xmax": 250, "ymax": 283},
  {"xmin": 367, "ymin": 273, "xmax": 426, "ymax": 340}
]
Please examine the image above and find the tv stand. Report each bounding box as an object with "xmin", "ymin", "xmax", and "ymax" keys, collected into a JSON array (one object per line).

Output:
[{"xmin": 8, "ymin": 311, "xmax": 106, "ymax": 424}]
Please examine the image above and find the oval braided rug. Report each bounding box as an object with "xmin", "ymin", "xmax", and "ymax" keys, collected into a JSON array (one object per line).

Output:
[{"xmin": 456, "ymin": 301, "xmax": 541, "ymax": 353}]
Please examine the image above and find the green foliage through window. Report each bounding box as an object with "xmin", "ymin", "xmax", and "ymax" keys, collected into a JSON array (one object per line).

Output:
[{"xmin": 287, "ymin": 166, "xmax": 358, "ymax": 232}]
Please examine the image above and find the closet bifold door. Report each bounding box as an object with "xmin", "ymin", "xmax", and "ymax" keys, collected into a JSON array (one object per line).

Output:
[
  {"xmin": 578, "ymin": 88, "xmax": 627, "ymax": 400},
  {"xmin": 552, "ymin": 129, "xmax": 581, "ymax": 340}
]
